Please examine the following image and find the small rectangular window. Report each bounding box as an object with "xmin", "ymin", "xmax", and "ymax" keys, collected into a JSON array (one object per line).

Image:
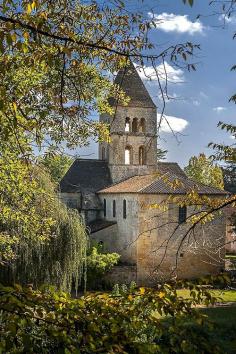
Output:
[
  {"xmin": 113, "ymin": 200, "xmax": 116, "ymax": 217},
  {"xmin": 123, "ymin": 199, "xmax": 127, "ymax": 219},
  {"xmin": 104, "ymin": 199, "xmax": 106, "ymax": 217},
  {"xmin": 178, "ymin": 206, "xmax": 187, "ymax": 224}
]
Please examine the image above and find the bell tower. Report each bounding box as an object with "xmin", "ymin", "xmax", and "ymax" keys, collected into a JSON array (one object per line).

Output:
[{"xmin": 99, "ymin": 62, "xmax": 158, "ymax": 183}]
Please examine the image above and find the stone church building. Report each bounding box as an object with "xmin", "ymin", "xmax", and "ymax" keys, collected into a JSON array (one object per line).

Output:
[{"xmin": 60, "ymin": 63, "xmax": 227, "ymax": 285}]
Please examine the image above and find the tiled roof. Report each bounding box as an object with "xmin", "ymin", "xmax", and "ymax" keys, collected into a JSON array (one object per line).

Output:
[
  {"xmin": 98, "ymin": 174, "xmax": 157, "ymax": 194},
  {"xmin": 59, "ymin": 159, "xmax": 112, "ymax": 193},
  {"xmin": 98, "ymin": 162, "xmax": 228, "ymax": 196},
  {"xmin": 157, "ymin": 162, "xmax": 187, "ymax": 178},
  {"xmin": 109, "ymin": 61, "xmax": 156, "ymax": 108},
  {"xmin": 140, "ymin": 173, "xmax": 228, "ymax": 195},
  {"xmin": 88, "ymin": 220, "xmax": 117, "ymax": 234}
]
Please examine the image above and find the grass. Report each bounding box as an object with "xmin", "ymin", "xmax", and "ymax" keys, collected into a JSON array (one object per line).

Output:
[
  {"xmin": 177, "ymin": 288, "xmax": 236, "ymax": 303},
  {"xmin": 200, "ymin": 306, "xmax": 236, "ymax": 354},
  {"xmin": 225, "ymin": 254, "xmax": 236, "ymax": 259},
  {"xmin": 175, "ymin": 289, "xmax": 236, "ymax": 352}
]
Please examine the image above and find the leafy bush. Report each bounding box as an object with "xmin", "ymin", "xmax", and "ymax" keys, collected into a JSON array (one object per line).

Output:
[
  {"xmin": 86, "ymin": 246, "xmax": 120, "ymax": 289},
  {"xmin": 0, "ymin": 275, "xmax": 228, "ymax": 353}
]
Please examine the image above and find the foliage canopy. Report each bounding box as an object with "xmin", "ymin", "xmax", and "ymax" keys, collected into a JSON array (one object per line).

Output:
[
  {"xmin": 0, "ymin": 274, "xmax": 229, "ymax": 353},
  {"xmin": 184, "ymin": 153, "xmax": 224, "ymax": 190},
  {"xmin": 0, "ymin": 0, "xmax": 198, "ymax": 262}
]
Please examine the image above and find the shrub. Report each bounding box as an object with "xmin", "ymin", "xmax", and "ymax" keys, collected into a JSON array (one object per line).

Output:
[
  {"xmin": 86, "ymin": 246, "xmax": 120, "ymax": 289},
  {"xmin": 0, "ymin": 275, "xmax": 228, "ymax": 353}
]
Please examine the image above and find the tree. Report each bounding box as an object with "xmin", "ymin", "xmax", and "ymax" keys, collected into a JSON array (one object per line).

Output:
[
  {"xmin": 223, "ymin": 162, "xmax": 236, "ymax": 193},
  {"xmin": 0, "ymin": 165, "xmax": 88, "ymax": 292},
  {"xmin": 157, "ymin": 147, "xmax": 168, "ymax": 161},
  {"xmin": 39, "ymin": 150, "xmax": 74, "ymax": 183},
  {"xmin": 209, "ymin": 122, "xmax": 236, "ymax": 192},
  {"xmin": 0, "ymin": 0, "xmax": 198, "ymax": 263},
  {"xmin": 209, "ymin": 122, "xmax": 236, "ymax": 236},
  {"xmin": 184, "ymin": 153, "xmax": 224, "ymax": 190}
]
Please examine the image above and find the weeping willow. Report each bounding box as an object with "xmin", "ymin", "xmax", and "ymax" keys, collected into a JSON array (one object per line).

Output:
[{"xmin": 0, "ymin": 167, "xmax": 88, "ymax": 293}]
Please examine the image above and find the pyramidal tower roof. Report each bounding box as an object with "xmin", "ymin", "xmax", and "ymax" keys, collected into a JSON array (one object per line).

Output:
[{"xmin": 111, "ymin": 61, "xmax": 156, "ymax": 108}]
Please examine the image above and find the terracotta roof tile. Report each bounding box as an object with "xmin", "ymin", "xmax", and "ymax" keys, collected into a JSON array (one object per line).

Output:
[
  {"xmin": 98, "ymin": 174, "xmax": 157, "ymax": 194},
  {"xmin": 98, "ymin": 163, "xmax": 228, "ymax": 196},
  {"xmin": 141, "ymin": 173, "xmax": 228, "ymax": 195}
]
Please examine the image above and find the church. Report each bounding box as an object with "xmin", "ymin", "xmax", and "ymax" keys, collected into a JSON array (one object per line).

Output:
[{"xmin": 60, "ymin": 62, "xmax": 227, "ymax": 285}]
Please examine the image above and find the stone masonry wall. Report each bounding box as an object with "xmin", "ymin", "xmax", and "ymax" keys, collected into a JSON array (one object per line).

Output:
[
  {"xmin": 96, "ymin": 193, "xmax": 139, "ymax": 264},
  {"xmin": 90, "ymin": 223, "xmax": 118, "ymax": 254},
  {"xmin": 136, "ymin": 194, "xmax": 226, "ymax": 285},
  {"xmin": 99, "ymin": 105, "xmax": 158, "ymax": 184},
  {"xmin": 105, "ymin": 265, "xmax": 137, "ymax": 286},
  {"xmin": 94, "ymin": 192, "xmax": 226, "ymax": 286},
  {"xmin": 59, "ymin": 192, "xmax": 81, "ymax": 210}
]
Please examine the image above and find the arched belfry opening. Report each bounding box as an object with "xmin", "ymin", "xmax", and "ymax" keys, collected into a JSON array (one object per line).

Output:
[
  {"xmin": 98, "ymin": 61, "xmax": 158, "ymax": 181},
  {"xmin": 125, "ymin": 145, "xmax": 132, "ymax": 165},
  {"xmin": 139, "ymin": 118, "xmax": 146, "ymax": 133},
  {"xmin": 125, "ymin": 117, "xmax": 130, "ymax": 132},
  {"xmin": 139, "ymin": 146, "xmax": 146, "ymax": 165},
  {"xmin": 132, "ymin": 118, "xmax": 138, "ymax": 132}
]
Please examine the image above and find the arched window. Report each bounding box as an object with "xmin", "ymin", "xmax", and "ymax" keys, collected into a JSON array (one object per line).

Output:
[
  {"xmin": 123, "ymin": 199, "xmax": 127, "ymax": 219},
  {"xmin": 104, "ymin": 199, "xmax": 106, "ymax": 217},
  {"xmin": 125, "ymin": 117, "xmax": 130, "ymax": 132},
  {"xmin": 139, "ymin": 146, "xmax": 146, "ymax": 165},
  {"xmin": 132, "ymin": 118, "xmax": 138, "ymax": 132},
  {"xmin": 101, "ymin": 146, "xmax": 106, "ymax": 160},
  {"xmin": 125, "ymin": 146, "xmax": 132, "ymax": 165},
  {"xmin": 113, "ymin": 200, "xmax": 116, "ymax": 217},
  {"xmin": 178, "ymin": 206, "xmax": 187, "ymax": 224},
  {"xmin": 139, "ymin": 118, "xmax": 146, "ymax": 132}
]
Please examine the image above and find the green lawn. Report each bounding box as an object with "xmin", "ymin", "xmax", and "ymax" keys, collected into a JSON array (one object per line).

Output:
[
  {"xmin": 177, "ymin": 289, "xmax": 236, "ymax": 303},
  {"xmin": 175, "ymin": 289, "xmax": 236, "ymax": 352},
  {"xmin": 200, "ymin": 306, "xmax": 236, "ymax": 354},
  {"xmin": 225, "ymin": 254, "xmax": 236, "ymax": 259}
]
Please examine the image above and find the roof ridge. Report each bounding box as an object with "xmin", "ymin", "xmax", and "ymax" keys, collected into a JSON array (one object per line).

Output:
[
  {"xmin": 135, "ymin": 174, "xmax": 158, "ymax": 192},
  {"xmin": 157, "ymin": 161, "xmax": 179, "ymax": 164},
  {"xmin": 158, "ymin": 172, "xmax": 226, "ymax": 193},
  {"xmin": 97, "ymin": 174, "xmax": 140, "ymax": 193},
  {"xmin": 75, "ymin": 158, "xmax": 105, "ymax": 162},
  {"xmin": 186, "ymin": 176, "xmax": 227, "ymax": 193},
  {"xmin": 139, "ymin": 171, "xmax": 169, "ymax": 193}
]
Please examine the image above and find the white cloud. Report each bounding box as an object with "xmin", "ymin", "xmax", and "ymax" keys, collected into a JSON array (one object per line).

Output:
[
  {"xmin": 192, "ymin": 99, "xmax": 200, "ymax": 106},
  {"xmin": 200, "ymin": 91, "xmax": 208, "ymax": 100},
  {"xmin": 219, "ymin": 14, "xmax": 236, "ymax": 24},
  {"xmin": 157, "ymin": 114, "xmax": 189, "ymax": 133},
  {"xmin": 157, "ymin": 92, "xmax": 180, "ymax": 103},
  {"xmin": 135, "ymin": 62, "xmax": 184, "ymax": 84},
  {"xmin": 213, "ymin": 106, "xmax": 227, "ymax": 113},
  {"xmin": 149, "ymin": 12, "xmax": 204, "ymax": 35}
]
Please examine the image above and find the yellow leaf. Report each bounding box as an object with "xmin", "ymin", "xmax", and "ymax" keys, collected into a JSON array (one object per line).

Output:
[
  {"xmin": 23, "ymin": 32, "xmax": 30, "ymax": 40},
  {"xmin": 139, "ymin": 287, "xmax": 145, "ymax": 295},
  {"xmin": 128, "ymin": 295, "xmax": 133, "ymax": 301},
  {"xmin": 12, "ymin": 102, "xmax": 17, "ymax": 113},
  {"xmin": 11, "ymin": 33, "xmax": 17, "ymax": 42},
  {"xmin": 158, "ymin": 291, "xmax": 165, "ymax": 298},
  {"xmin": 27, "ymin": 4, "xmax": 32, "ymax": 14},
  {"xmin": 31, "ymin": 1, "xmax": 36, "ymax": 10}
]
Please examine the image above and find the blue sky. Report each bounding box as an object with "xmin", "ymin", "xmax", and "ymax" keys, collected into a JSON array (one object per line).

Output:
[{"xmin": 76, "ymin": 0, "xmax": 236, "ymax": 167}]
